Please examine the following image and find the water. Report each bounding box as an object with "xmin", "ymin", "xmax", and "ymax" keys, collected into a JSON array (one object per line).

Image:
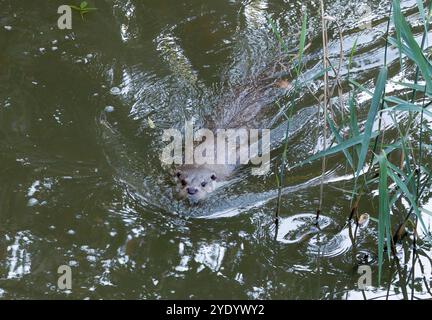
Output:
[{"xmin": 0, "ymin": 0, "xmax": 431, "ymax": 299}]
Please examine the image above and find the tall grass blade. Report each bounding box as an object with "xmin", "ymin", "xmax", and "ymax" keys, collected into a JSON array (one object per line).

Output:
[
  {"xmin": 295, "ymin": 131, "xmax": 379, "ymax": 168},
  {"xmin": 356, "ymin": 67, "xmax": 388, "ymax": 177},
  {"xmin": 381, "ymin": 103, "xmax": 432, "ymax": 118},
  {"xmin": 378, "ymin": 152, "xmax": 391, "ymax": 284},
  {"xmin": 296, "ymin": 11, "xmax": 308, "ymax": 76},
  {"xmin": 393, "ymin": 0, "xmax": 432, "ymax": 95},
  {"xmin": 327, "ymin": 117, "xmax": 355, "ymax": 170}
]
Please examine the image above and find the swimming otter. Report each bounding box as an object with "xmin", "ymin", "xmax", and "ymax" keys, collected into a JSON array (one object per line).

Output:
[
  {"xmin": 174, "ymin": 163, "xmax": 234, "ymax": 203},
  {"xmin": 173, "ymin": 74, "xmax": 290, "ymax": 203}
]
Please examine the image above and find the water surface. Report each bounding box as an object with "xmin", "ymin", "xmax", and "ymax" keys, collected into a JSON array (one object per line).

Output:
[{"xmin": 0, "ymin": 0, "xmax": 431, "ymax": 299}]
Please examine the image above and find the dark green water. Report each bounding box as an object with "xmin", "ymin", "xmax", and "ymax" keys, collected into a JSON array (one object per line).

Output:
[{"xmin": 0, "ymin": 0, "xmax": 431, "ymax": 299}]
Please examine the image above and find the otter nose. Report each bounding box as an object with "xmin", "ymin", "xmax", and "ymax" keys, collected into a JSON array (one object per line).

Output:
[{"xmin": 187, "ymin": 187, "xmax": 198, "ymax": 195}]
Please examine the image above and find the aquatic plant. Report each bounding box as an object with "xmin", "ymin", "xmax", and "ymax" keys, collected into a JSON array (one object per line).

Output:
[
  {"xmin": 272, "ymin": 0, "xmax": 432, "ymax": 296},
  {"xmin": 69, "ymin": 1, "xmax": 97, "ymax": 20},
  {"xmin": 270, "ymin": 10, "xmax": 308, "ymax": 228}
]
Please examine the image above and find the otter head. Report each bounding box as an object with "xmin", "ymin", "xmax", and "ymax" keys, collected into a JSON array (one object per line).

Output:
[{"xmin": 174, "ymin": 165, "xmax": 218, "ymax": 203}]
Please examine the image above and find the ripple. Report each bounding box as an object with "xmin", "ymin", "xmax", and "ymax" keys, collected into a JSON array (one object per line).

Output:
[
  {"xmin": 274, "ymin": 213, "xmax": 354, "ymax": 258},
  {"xmin": 307, "ymin": 228, "xmax": 353, "ymax": 258},
  {"xmin": 275, "ymin": 213, "xmax": 333, "ymax": 244}
]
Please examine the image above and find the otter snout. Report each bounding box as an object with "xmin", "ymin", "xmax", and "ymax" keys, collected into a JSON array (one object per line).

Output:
[
  {"xmin": 187, "ymin": 187, "xmax": 198, "ymax": 195},
  {"xmin": 174, "ymin": 165, "xmax": 229, "ymax": 203}
]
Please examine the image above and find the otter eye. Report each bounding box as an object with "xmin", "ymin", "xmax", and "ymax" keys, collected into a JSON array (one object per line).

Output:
[
  {"xmin": 181, "ymin": 179, "xmax": 187, "ymax": 186},
  {"xmin": 201, "ymin": 181, "xmax": 207, "ymax": 187},
  {"xmin": 176, "ymin": 172, "xmax": 181, "ymax": 178},
  {"xmin": 210, "ymin": 174, "xmax": 216, "ymax": 180}
]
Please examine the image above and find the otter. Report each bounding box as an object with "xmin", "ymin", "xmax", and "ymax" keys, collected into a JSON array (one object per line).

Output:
[
  {"xmin": 173, "ymin": 74, "xmax": 291, "ymax": 203},
  {"xmin": 174, "ymin": 163, "xmax": 235, "ymax": 203}
]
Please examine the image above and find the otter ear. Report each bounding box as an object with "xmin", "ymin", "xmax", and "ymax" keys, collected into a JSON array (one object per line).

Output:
[{"xmin": 210, "ymin": 174, "xmax": 217, "ymax": 181}]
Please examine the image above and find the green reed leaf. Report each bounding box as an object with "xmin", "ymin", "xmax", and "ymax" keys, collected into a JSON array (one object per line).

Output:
[{"xmin": 356, "ymin": 67, "xmax": 388, "ymax": 177}]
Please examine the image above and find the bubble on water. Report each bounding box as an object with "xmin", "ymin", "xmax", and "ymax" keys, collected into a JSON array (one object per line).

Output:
[
  {"xmin": 67, "ymin": 229, "xmax": 76, "ymax": 235},
  {"xmin": 4, "ymin": 26, "xmax": 12, "ymax": 31},
  {"xmin": 39, "ymin": 48, "xmax": 46, "ymax": 54},
  {"xmin": 27, "ymin": 198, "xmax": 39, "ymax": 207},
  {"xmin": 86, "ymin": 53, "xmax": 93, "ymax": 59},
  {"xmin": 104, "ymin": 106, "xmax": 115, "ymax": 113},
  {"xmin": 110, "ymin": 87, "xmax": 121, "ymax": 95},
  {"xmin": 69, "ymin": 260, "xmax": 79, "ymax": 267},
  {"xmin": 87, "ymin": 255, "xmax": 97, "ymax": 262},
  {"xmin": 52, "ymin": 39, "xmax": 58, "ymax": 45},
  {"xmin": 51, "ymin": 47, "xmax": 58, "ymax": 51}
]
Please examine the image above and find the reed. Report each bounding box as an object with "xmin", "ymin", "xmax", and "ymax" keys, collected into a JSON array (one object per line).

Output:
[
  {"xmin": 270, "ymin": 10, "xmax": 308, "ymax": 232},
  {"xmin": 271, "ymin": 0, "xmax": 432, "ymax": 294}
]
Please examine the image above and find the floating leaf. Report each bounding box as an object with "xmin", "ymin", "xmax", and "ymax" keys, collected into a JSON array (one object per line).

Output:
[
  {"xmin": 276, "ymin": 79, "xmax": 290, "ymax": 89},
  {"xmin": 358, "ymin": 213, "xmax": 370, "ymax": 228}
]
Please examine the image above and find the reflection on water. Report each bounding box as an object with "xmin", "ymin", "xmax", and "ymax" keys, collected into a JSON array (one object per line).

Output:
[
  {"xmin": 175, "ymin": 241, "xmax": 227, "ymax": 273},
  {"xmin": 5, "ymin": 231, "xmax": 33, "ymax": 279},
  {"xmin": 0, "ymin": 0, "xmax": 431, "ymax": 299}
]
